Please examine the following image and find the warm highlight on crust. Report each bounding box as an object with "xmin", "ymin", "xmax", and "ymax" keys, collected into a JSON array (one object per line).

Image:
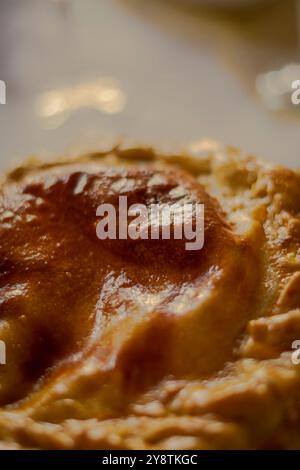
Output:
[{"xmin": 0, "ymin": 143, "xmax": 300, "ymax": 449}]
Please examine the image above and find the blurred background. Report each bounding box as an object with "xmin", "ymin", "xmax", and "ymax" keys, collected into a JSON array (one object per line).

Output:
[{"xmin": 0, "ymin": 0, "xmax": 299, "ymax": 171}]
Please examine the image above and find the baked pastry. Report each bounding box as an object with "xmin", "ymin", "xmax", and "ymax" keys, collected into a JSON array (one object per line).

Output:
[{"xmin": 0, "ymin": 142, "xmax": 299, "ymax": 449}]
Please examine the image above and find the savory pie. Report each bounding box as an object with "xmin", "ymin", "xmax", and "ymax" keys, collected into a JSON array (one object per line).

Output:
[{"xmin": 0, "ymin": 142, "xmax": 299, "ymax": 449}]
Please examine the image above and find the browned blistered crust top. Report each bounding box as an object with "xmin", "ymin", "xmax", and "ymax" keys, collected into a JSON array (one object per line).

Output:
[{"xmin": 0, "ymin": 142, "xmax": 299, "ymax": 449}]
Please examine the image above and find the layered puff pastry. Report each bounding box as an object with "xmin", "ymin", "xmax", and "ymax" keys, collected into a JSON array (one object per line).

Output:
[{"xmin": 0, "ymin": 142, "xmax": 299, "ymax": 450}]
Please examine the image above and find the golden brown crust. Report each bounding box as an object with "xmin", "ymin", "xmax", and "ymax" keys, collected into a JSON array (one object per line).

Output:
[{"xmin": 0, "ymin": 142, "xmax": 300, "ymax": 449}]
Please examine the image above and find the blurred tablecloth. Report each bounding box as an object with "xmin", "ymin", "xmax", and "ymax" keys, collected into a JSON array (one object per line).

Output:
[{"xmin": 0, "ymin": 0, "xmax": 299, "ymax": 170}]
